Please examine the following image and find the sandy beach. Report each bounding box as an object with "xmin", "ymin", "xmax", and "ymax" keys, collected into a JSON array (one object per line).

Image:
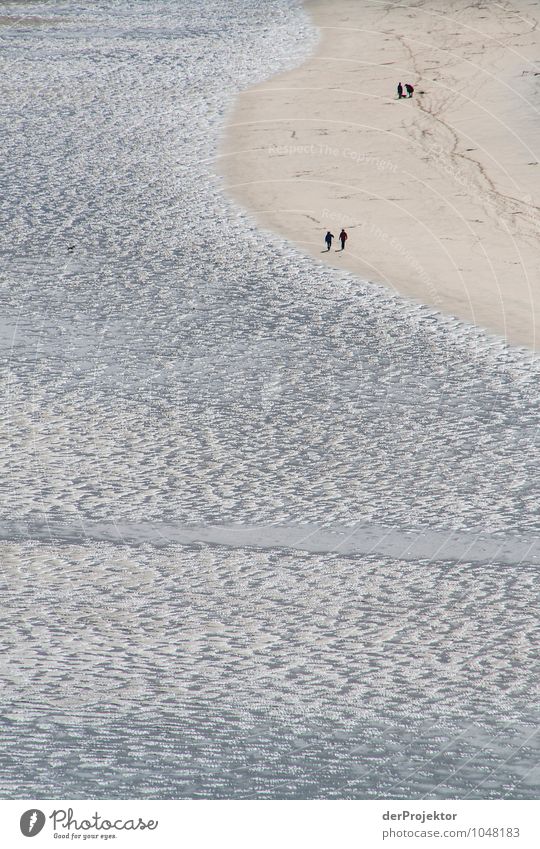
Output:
[
  {"xmin": 221, "ymin": 0, "xmax": 540, "ymax": 350},
  {"xmin": 2, "ymin": 0, "xmax": 539, "ymax": 801}
]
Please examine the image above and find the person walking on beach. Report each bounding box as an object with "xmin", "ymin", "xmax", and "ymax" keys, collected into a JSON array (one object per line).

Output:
[
  {"xmin": 397, "ymin": 81, "xmax": 403, "ymax": 99},
  {"xmin": 325, "ymin": 231, "xmax": 334, "ymax": 251},
  {"xmin": 339, "ymin": 228, "xmax": 348, "ymax": 250},
  {"xmin": 405, "ymin": 83, "xmax": 414, "ymax": 98}
]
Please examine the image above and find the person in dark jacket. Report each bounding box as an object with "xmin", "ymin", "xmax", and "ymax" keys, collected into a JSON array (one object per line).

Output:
[
  {"xmin": 397, "ymin": 82, "xmax": 403, "ymax": 99},
  {"xmin": 325, "ymin": 231, "xmax": 334, "ymax": 251},
  {"xmin": 339, "ymin": 229, "xmax": 348, "ymax": 250},
  {"xmin": 405, "ymin": 83, "xmax": 414, "ymax": 98}
]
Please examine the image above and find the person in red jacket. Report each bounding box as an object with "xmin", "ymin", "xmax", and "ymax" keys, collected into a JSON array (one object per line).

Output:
[{"xmin": 339, "ymin": 228, "xmax": 348, "ymax": 250}]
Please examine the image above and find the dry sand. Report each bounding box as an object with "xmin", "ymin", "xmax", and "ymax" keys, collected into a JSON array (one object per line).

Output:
[{"xmin": 221, "ymin": 0, "xmax": 540, "ymax": 350}]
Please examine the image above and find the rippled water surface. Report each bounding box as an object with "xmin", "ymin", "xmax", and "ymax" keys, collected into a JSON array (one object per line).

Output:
[{"xmin": 0, "ymin": 0, "xmax": 538, "ymax": 798}]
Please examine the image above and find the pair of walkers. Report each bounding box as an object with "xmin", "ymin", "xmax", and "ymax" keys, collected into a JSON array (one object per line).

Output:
[
  {"xmin": 397, "ymin": 82, "xmax": 414, "ymax": 98},
  {"xmin": 325, "ymin": 229, "xmax": 348, "ymax": 251}
]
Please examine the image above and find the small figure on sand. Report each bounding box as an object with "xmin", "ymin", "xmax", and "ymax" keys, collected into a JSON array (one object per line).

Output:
[
  {"xmin": 405, "ymin": 83, "xmax": 414, "ymax": 98},
  {"xmin": 339, "ymin": 228, "xmax": 348, "ymax": 250},
  {"xmin": 397, "ymin": 81, "xmax": 403, "ymax": 99},
  {"xmin": 325, "ymin": 231, "xmax": 334, "ymax": 251}
]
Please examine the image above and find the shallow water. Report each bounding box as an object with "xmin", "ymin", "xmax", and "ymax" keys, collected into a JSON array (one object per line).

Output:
[{"xmin": 0, "ymin": 0, "xmax": 538, "ymax": 798}]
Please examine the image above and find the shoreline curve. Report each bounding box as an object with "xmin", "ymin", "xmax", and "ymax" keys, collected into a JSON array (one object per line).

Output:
[{"xmin": 220, "ymin": 0, "xmax": 540, "ymax": 351}]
